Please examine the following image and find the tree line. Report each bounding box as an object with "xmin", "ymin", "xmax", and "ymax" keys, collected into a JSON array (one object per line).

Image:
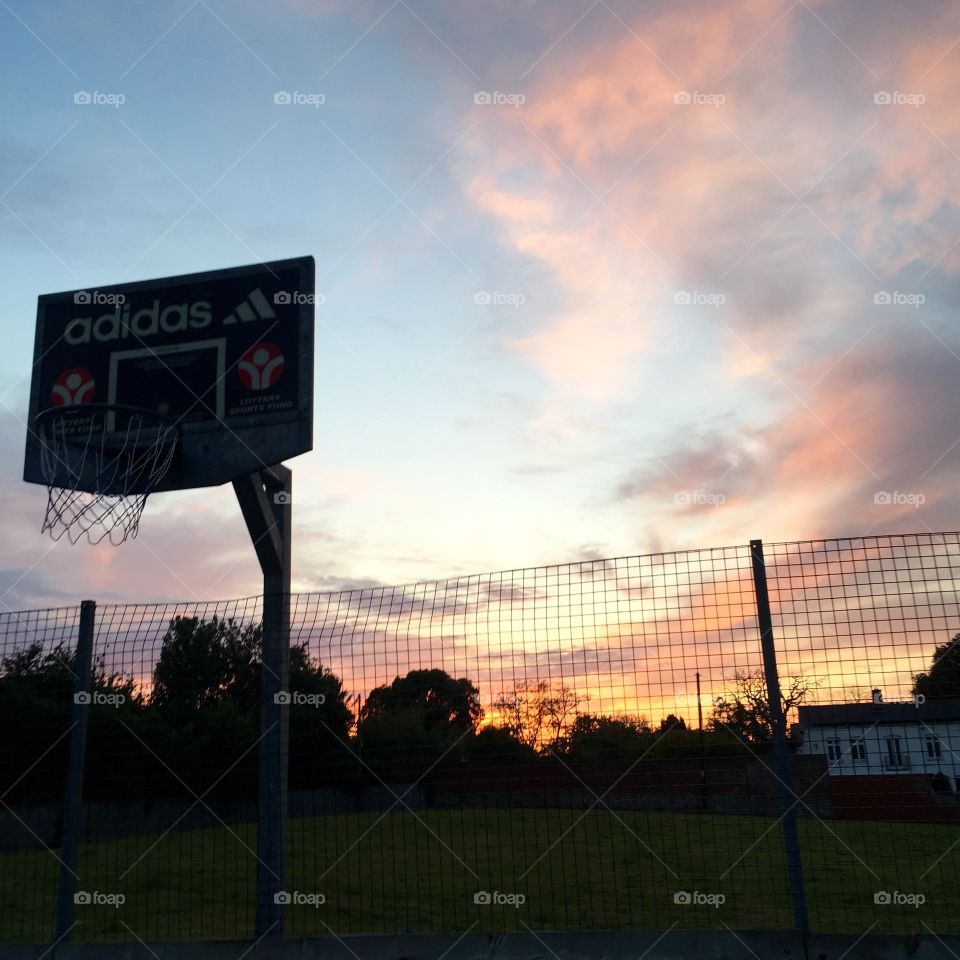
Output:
[{"xmin": 2, "ymin": 617, "xmax": 957, "ymax": 804}]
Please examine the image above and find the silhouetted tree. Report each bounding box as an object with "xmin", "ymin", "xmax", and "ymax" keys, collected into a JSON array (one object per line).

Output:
[
  {"xmin": 149, "ymin": 616, "xmax": 353, "ymax": 797},
  {"xmin": 554, "ymin": 713, "xmax": 651, "ymax": 761},
  {"xmin": 151, "ymin": 616, "xmax": 261, "ymax": 720},
  {"xmin": 357, "ymin": 669, "xmax": 482, "ymax": 777},
  {"xmin": 466, "ymin": 725, "xmax": 539, "ymax": 764},
  {"xmin": 0, "ymin": 641, "xmax": 142, "ymax": 802},
  {"xmin": 492, "ymin": 680, "xmax": 587, "ymax": 751},
  {"xmin": 913, "ymin": 634, "xmax": 960, "ymax": 700},
  {"xmin": 710, "ymin": 670, "xmax": 815, "ymax": 744},
  {"xmin": 659, "ymin": 714, "xmax": 687, "ymax": 732},
  {"xmin": 288, "ymin": 644, "xmax": 355, "ymax": 788}
]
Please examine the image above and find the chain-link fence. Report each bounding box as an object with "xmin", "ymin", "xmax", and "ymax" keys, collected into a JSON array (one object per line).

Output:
[{"xmin": 2, "ymin": 534, "xmax": 959, "ymax": 942}]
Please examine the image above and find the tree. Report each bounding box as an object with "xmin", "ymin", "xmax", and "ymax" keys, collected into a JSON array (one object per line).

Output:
[
  {"xmin": 288, "ymin": 644, "xmax": 355, "ymax": 788},
  {"xmin": 913, "ymin": 634, "xmax": 960, "ymax": 700},
  {"xmin": 357, "ymin": 669, "xmax": 482, "ymax": 777},
  {"xmin": 492, "ymin": 680, "xmax": 587, "ymax": 752},
  {"xmin": 466, "ymin": 725, "xmax": 538, "ymax": 765},
  {"xmin": 659, "ymin": 714, "xmax": 687, "ymax": 732},
  {"xmin": 709, "ymin": 670, "xmax": 815, "ymax": 744},
  {"xmin": 150, "ymin": 616, "xmax": 354, "ymax": 797},
  {"xmin": 151, "ymin": 616, "xmax": 261, "ymax": 719},
  {"xmin": 0, "ymin": 641, "xmax": 142, "ymax": 802},
  {"xmin": 360, "ymin": 669, "xmax": 481, "ymax": 732},
  {"xmin": 555, "ymin": 713, "xmax": 652, "ymax": 761}
]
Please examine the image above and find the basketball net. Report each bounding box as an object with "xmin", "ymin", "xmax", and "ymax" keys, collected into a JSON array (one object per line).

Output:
[{"xmin": 37, "ymin": 407, "xmax": 179, "ymax": 545}]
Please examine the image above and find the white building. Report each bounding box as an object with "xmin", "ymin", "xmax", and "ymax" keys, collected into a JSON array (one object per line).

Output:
[{"xmin": 795, "ymin": 693, "xmax": 960, "ymax": 791}]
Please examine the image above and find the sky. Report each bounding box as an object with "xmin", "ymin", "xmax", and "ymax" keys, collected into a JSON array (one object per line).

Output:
[{"xmin": 1, "ymin": 0, "xmax": 959, "ymax": 609}]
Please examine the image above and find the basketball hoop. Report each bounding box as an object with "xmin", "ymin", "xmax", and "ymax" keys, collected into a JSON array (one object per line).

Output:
[{"xmin": 35, "ymin": 403, "xmax": 180, "ymax": 545}]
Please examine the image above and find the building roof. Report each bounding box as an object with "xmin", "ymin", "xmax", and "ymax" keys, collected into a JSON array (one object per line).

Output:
[{"xmin": 797, "ymin": 698, "xmax": 960, "ymax": 726}]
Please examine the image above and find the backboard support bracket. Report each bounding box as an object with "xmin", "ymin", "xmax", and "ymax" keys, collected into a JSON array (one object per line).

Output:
[{"xmin": 233, "ymin": 464, "xmax": 292, "ymax": 938}]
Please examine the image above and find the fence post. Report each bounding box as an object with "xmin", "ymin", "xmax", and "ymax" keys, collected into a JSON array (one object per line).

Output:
[
  {"xmin": 54, "ymin": 599, "xmax": 96, "ymax": 941},
  {"xmin": 750, "ymin": 540, "xmax": 809, "ymax": 934}
]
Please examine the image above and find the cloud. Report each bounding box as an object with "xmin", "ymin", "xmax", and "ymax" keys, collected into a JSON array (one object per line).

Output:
[
  {"xmin": 449, "ymin": 0, "xmax": 960, "ymax": 549},
  {"xmin": 615, "ymin": 326, "xmax": 960, "ymax": 542}
]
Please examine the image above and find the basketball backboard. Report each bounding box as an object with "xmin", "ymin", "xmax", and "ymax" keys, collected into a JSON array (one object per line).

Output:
[{"xmin": 23, "ymin": 256, "xmax": 315, "ymax": 494}]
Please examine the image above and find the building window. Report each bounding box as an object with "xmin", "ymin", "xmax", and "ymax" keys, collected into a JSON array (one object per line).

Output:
[
  {"xmin": 826, "ymin": 738, "xmax": 842, "ymax": 762},
  {"xmin": 851, "ymin": 738, "xmax": 865, "ymax": 761},
  {"xmin": 886, "ymin": 736, "xmax": 905, "ymax": 768},
  {"xmin": 926, "ymin": 736, "xmax": 942, "ymax": 759}
]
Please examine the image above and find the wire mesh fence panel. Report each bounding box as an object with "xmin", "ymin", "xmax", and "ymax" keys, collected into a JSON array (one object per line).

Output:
[
  {"xmin": 69, "ymin": 597, "xmax": 264, "ymax": 942},
  {"xmin": 766, "ymin": 533, "xmax": 960, "ymax": 934},
  {"xmin": 286, "ymin": 545, "xmax": 804, "ymax": 934},
  {"xmin": 0, "ymin": 606, "xmax": 83, "ymax": 942},
  {"xmin": 3, "ymin": 535, "xmax": 960, "ymax": 943}
]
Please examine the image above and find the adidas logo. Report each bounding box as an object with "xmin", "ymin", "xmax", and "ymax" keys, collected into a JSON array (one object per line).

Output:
[{"xmin": 223, "ymin": 288, "xmax": 276, "ymax": 325}]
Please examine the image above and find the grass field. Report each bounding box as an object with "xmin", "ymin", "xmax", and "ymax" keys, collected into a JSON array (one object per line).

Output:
[{"xmin": 2, "ymin": 808, "xmax": 957, "ymax": 941}]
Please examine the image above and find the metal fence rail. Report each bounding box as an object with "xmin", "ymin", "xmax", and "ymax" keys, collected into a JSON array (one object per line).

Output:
[{"xmin": 1, "ymin": 533, "xmax": 959, "ymax": 942}]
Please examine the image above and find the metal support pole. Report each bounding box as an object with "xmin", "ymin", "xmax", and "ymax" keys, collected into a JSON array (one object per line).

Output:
[
  {"xmin": 696, "ymin": 671, "xmax": 706, "ymax": 811},
  {"xmin": 750, "ymin": 539, "xmax": 808, "ymax": 934},
  {"xmin": 54, "ymin": 599, "xmax": 96, "ymax": 941},
  {"xmin": 234, "ymin": 466, "xmax": 291, "ymax": 938}
]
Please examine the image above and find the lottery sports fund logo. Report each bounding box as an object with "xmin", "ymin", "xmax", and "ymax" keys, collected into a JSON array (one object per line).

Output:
[
  {"xmin": 238, "ymin": 343, "xmax": 285, "ymax": 391},
  {"xmin": 51, "ymin": 368, "xmax": 96, "ymax": 406}
]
